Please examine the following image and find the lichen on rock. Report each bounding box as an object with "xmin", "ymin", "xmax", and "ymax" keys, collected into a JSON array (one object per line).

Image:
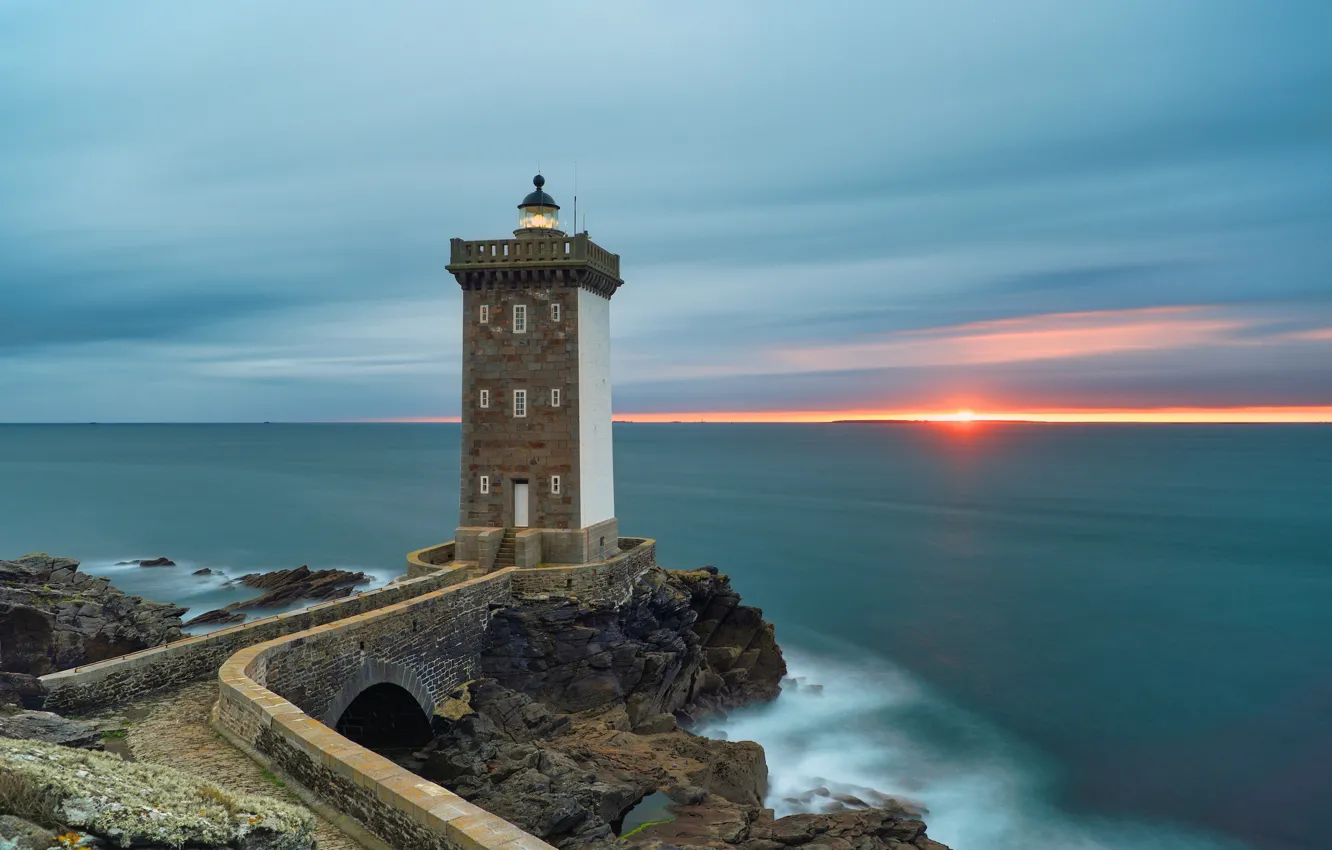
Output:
[{"xmin": 0, "ymin": 737, "xmax": 314, "ymax": 849}]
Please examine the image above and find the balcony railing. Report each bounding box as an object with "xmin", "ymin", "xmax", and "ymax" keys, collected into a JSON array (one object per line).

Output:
[{"xmin": 448, "ymin": 232, "xmax": 620, "ymax": 280}]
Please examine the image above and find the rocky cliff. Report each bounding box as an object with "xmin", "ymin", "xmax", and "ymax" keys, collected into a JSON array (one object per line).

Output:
[
  {"xmin": 481, "ymin": 566, "xmax": 786, "ymax": 728},
  {"xmin": 419, "ymin": 566, "xmax": 949, "ymax": 850},
  {"xmin": 0, "ymin": 554, "xmax": 185, "ymax": 676}
]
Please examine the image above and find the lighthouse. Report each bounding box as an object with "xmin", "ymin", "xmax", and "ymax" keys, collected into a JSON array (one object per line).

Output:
[{"xmin": 444, "ymin": 175, "xmax": 624, "ymax": 567}]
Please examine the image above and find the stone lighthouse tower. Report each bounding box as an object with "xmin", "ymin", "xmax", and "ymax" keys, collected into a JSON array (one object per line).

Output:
[{"xmin": 444, "ymin": 175, "xmax": 624, "ymax": 567}]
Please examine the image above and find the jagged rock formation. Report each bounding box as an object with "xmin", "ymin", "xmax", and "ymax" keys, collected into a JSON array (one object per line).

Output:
[
  {"xmin": 417, "ymin": 567, "xmax": 949, "ymax": 850},
  {"xmin": 481, "ymin": 566, "xmax": 786, "ymax": 727},
  {"xmin": 0, "ymin": 554, "xmax": 185, "ymax": 675},
  {"xmin": 234, "ymin": 565, "xmax": 370, "ymax": 604},
  {"xmin": 0, "ymin": 737, "xmax": 315, "ymax": 850},
  {"xmin": 183, "ymin": 566, "xmax": 370, "ymax": 627}
]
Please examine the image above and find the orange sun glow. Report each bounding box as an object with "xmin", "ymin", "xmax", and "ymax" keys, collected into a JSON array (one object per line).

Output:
[{"xmin": 373, "ymin": 407, "xmax": 1332, "ymax": 425}]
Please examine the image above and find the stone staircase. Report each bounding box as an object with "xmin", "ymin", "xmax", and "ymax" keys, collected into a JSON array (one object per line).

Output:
[{"xmin": 493, "ymin": 528, "xmax": 518, "ymax": 568}]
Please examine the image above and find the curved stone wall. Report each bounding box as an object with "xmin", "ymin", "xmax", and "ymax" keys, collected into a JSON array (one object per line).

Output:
[
  {"xmin": 39, "ymin": 564, "xmax": 476, "ymax": 715},
  {"xmin": 216, "ymin": 539, "xmax": 656, "ymax": 850}
]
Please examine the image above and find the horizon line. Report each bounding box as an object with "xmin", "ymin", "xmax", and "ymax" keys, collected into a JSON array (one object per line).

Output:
[
  {"xmin": 378, "ymin": 406, "xmax": 1332, "ymax": 424},
  {"xmin": 6, "ymin": 406, "xmax": 1332, "ymax": 425}
]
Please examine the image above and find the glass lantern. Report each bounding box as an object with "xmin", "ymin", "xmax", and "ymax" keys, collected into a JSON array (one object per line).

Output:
[{"xmin": 518, "ymin": 203, "xmax": 560, "ymax": 231}]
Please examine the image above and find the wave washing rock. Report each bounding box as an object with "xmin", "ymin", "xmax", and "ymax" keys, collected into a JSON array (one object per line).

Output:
[
  {"xmin": 0, "ymin": 555, "xmax": 185, "ymax": 676},
  {"xmin": 183, "ymin": 565, "xmax": 370, "ymax": 627},
  {"xmin": 413, "ymin": 567, "xmax": 949, "ymax": 850},
  {"xmin": 0, "ymin": 737, "xmax": 314, "ymax": 850}
]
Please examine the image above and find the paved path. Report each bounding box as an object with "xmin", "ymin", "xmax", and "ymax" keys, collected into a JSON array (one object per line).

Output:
[{"xmin": 89, "ymin": 680, "xmax": 362, "ymax": 850}]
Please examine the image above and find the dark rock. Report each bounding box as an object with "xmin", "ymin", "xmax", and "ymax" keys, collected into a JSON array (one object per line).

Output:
[
  {"xmin": 832, "ymin": 794, "xmax": 868, "ymax": 808},
  {"xmin": 137, "ymin": 557, "xmax": 175, "ymax": 567},
  {"xmin": 480, "ymin": 566, "xmax": 786, "ymax": 724},
  {"xmin": 413, "ymin": 565, "xmax": 947, "ymax": 850},
  {"xmin": 183, "ymin": 608, "xmax": 247, "ymax": 627},
  {"xmin": 633, "ymin": 713, "xmax": 678, "ymax": 735},
  {"xmin": 226, "ymin": 565, "xmax": 369, "ymax": 610},
  {"xmin": 0, "ymin": 708, "xmax": 102, "ymax": 749},
  {"xmin": 0, "ymin": 554, "xmax": 185, "ymax": 675},
  {"xmin": 192, "ymin": 568, "xmax": 213, "ymax": 576},
  {"xmin": 0, "ymin": 672, "xmax": 46, "ymax": 709},
  {"xmin": 0, "ymin": 815, "xmax": 61, "ymax": 850}
]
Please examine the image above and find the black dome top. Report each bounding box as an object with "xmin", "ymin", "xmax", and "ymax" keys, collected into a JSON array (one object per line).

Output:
[{"xmin": 518, "ymin": 174, "xmax": 559, "ymax": 210}]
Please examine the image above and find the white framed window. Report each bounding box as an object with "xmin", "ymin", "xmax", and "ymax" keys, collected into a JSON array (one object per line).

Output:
[
  {"xmin": 513, "ymin": 304, "xmax": 527, "ymax": 333},
  {"xmin": 479, "ymin": 304, "xmax": 489, "ymax": 323},
  {"xmin": 550, "ymin": 388, "xmax": 561, "ymax": 407},
  {"xmin": 551, "ymin": 475, "xmax": 561, "ymax": 495},
  {"xmin": 551, "ymin": 302, "xmax": 561, "ymax": 322},
  {"xmin": 513, "ymin": 389, "xmax": 527, "ymax": 418},
  {"xmin": 479, "ymin": 389, "xmax": 490, "ymax": 408},
  {"xmin": 479, "ymin": 475, "xmax": 490, "ymax": 495}
]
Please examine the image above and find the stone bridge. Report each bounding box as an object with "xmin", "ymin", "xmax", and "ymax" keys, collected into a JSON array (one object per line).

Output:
[{"xmin": 41, "ymin": 538, "xmax": 658, "ymax": 850}]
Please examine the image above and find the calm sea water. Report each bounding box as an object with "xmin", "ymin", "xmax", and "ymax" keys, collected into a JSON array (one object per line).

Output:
[{"xmin": 1, "ymin": 423, "xmax": 1330, "ymax": 850}]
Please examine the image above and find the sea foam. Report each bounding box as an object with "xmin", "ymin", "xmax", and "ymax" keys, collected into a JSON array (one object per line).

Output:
[{"xmin": 697, "ymin": 640, "xmax": 1243, "ymax": 850}]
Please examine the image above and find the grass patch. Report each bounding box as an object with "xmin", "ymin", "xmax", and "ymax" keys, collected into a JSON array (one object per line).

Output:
[
  {"xmin": 260, "ymin": 769, "xmax": 286, "ymax": 789},
  {"xmin": 199, "ymin": 784, "xmax": 243, "ymax": 817},
  {"xmin": 100, "ymin": 729, "xmax": 128, "ymax": 740},
  {"xmin": 0, "ymin": 766, "xmax": 62, "ymax": 829}
]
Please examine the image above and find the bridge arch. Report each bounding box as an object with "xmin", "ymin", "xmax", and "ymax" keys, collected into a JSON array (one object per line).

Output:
[{"xmin": 320, "ymin": 659, "xmax": 435, "ymax": 751}]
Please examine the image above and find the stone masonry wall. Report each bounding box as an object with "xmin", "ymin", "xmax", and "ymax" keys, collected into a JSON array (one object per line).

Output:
[
  {"xmin": 261, "ymin": 572, "xmax": 513, "ymax": 722},
  {"xmin": 509, "ymin": 538, "xmax": 655, "ymax": 607},
  {"xmin": 215, "ymin": 539, "xmax": 656, "ymax": 850},
  {"xmin": 460, "ymin": 286, "xmax": 582, "ymax": 530},
  {"xmin": 40, "ymin": 566, "xmax": 474, "ymax": 715}
]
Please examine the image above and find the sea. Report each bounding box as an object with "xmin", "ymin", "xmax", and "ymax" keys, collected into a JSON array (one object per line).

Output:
[{"xmin": 1, "ymin": 422, "xmax": 1329, "ymax": 850}]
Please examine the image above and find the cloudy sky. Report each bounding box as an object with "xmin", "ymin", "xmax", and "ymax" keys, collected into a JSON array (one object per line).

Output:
[{"xmin": 2, "ymin": 1, "xmax": 1330, "ymax": 422}]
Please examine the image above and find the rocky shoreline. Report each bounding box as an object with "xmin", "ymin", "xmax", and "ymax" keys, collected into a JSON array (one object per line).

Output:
[
  {"xmin": 413, "ymin": 566, "xmax": 948, "ymax": 850},
  {"xmin": 0, "ymin": 554, "xmax": 186, "ymax": 677},
  {"xmin": 0, "ymin": 555, "xmax": 951, "ymax": 850}
]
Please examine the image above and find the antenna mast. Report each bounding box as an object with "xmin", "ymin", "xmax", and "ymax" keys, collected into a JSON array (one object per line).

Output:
[{"xmin": 573, "ymin": 161, "xmax": 578, "ymax": 235}]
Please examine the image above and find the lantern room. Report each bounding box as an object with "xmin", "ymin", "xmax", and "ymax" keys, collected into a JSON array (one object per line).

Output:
[{"xmin": 516, "ymin": 174, "xmax": 563, "ymax": 235}]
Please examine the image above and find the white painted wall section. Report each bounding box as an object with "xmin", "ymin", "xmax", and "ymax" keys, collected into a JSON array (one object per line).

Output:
[{"xmin": 577, "ymin": 288, "xmax": 615, "ymax": 526}]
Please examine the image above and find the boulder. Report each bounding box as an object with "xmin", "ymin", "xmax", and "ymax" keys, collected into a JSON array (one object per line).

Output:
[
  {"xmin": 0, "ymin": 815, "xmax": 56, "ymax": 850},
  {"xmin": 0, "ymin": 709, "xmax": 102, "ymax": 749},
  {"xmin": 137, "ymin": 557, "xmax": 176, "ymax": 567}
]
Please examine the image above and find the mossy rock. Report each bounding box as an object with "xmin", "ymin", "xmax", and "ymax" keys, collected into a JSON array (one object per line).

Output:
[{"xmin": 0, "ymin": 737, "xmax": 315, "ymax": 849}]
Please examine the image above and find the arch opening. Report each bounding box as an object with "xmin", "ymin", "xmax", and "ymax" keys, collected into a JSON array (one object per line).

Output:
[{"xmin": 334, "ymin": 682, "xmax": 434, "ymax": 755}]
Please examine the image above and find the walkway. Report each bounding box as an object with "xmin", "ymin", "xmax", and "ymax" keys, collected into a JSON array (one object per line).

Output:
[{"xmin": 88, "ymin": 680, "xmax": 362, "ymax": 850}]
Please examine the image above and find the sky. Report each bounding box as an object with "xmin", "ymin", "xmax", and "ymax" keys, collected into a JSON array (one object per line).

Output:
[{"xmin": 1, "ymin": 1, "xmax": 1330, "ymax": 423}]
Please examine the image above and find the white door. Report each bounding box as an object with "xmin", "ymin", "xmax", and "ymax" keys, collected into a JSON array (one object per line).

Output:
[{"xmin": 514, "ymin": 482, "xmax": 529, "ymax": 527}]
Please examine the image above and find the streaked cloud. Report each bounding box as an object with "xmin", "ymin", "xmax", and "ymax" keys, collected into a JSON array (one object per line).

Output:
[{"xmin": 1, "ymin": 1, "xmax": 1330, "ymax": 421}]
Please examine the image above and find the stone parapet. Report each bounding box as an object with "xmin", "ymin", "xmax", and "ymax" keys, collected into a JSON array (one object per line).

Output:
[
  {"xmin": 214, "ymin": 539, "xmax": 656, "ymax": 850},
  {"xmin": 509, "ymin": 537, "xmax": 654, "ymax": 606},
  {"xmin": 447, "ymin": 233, "xmax": 621, "ymax": 291},
  {"xmin": 38, "ymin": 563, "xmax": 477, "ymax": 716}
]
